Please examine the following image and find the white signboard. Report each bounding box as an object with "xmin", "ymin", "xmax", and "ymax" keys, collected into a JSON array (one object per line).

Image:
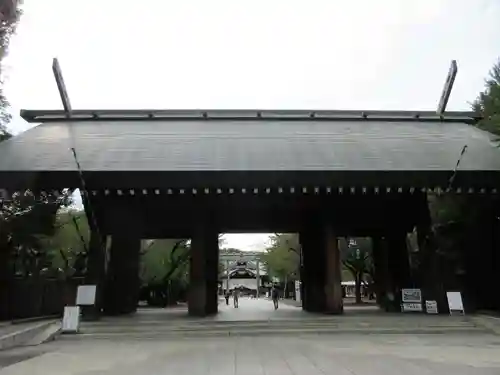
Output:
[
  {"xmin": 402, "ymin": 303, "xmax": 423, "ymax": 312},
  {"xmin": 76, "ymin": 285, "xmax": 97, "ymax": 306},
  {"xmin": 402, "ymin": 289, "xmax": 422, "ymax": 303},
  {"xmin": 294, "ymin": 280, "xmax": 301, "ymax": 303},
  {"xmin": 446, "ymin": 291, "xmax": 464, "ymax": 315},
  {"xmin": 62, "ymin": 306, "xmax": 80, "ymax": 333},
  {"xmin": 426, "ymin": 300, "xmax": 438, "ymax": 314}
]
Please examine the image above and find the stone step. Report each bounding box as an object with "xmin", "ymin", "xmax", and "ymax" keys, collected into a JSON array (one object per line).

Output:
[
  {"xmin": 81, "ymin": 316, "xmax": 477, "ymax": 329},
  {"xmin": 71, "ymin": 315, "xmax": 486, "ymax": 339},
  {"xmin": 81, "ymin": 320, "xmax": 477, "ymax": 332},
  {"xmin": 0, "ymin": 320, "xmax": 59, "ymax": 350},
  {"xmin": 60, "ymin": 324, "xmax": 488, "ymax": 340}
]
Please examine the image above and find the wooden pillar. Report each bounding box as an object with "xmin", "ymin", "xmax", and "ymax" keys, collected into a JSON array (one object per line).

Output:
[
  {"xmin": 256, "ymin": 260, "xmax": 260, "ymax": 298},
  {"xmin": 103, "ymin": 234, "xmax": 141, "ymax": 315},
  {"xmin": 372, "ymin": 236, "xmax": 387, "ymax": 306},
  {"xmin": 0, "ymin": 240, "xmax": 12, "ymax": 320},
  {"xmin": 81, "ymin": 230, "xmax": 106, "ymax": 320},
  {"xmin": 299, "ymin": 227, "xmax": 325, "ymax": 312},
  {"xmin": 299, "ymin": 230, "xmax": 311, "ymax": 311},
  {"xmin": 387, "ymin": 232, "xmax": 412, "ymax": 291},
  {"xmin": 188, "ymin": 222, "xmax": 219, "ymax": 316},
  {"xmin": 324, "ymin": 224, "xmax": 343, "ymax": 314}
]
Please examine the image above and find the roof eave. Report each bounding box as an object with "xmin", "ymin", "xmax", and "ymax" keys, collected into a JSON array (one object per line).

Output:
[{"xmin": 19, "ymin": 109, "xmax": 481, "ymax": 124}]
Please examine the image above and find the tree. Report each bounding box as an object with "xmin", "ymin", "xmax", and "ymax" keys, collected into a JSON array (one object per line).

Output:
[
  {"xmin": 472, "ymin": 59, "xmax": 500, "ymax": 136},
  {"xmin": 140, "ymin": 239, "xmax": 190, "ymax": 305},
  {"xmin": 1, "ymin": 190, "xmax": 71, "ymax": 278},
  {"xmin": 261, "ymin": 233, "xmax": 300, "ymax": 282},
  {"xmin": 339, "ymin": 237, "xmax": 372, "ymax": 304},
  {"xmin": 39, "ymin": 209, "xmax": 89, "ymax": 280},
  {"xmin": 0, "ymin": 0, "xmax": 22, "ymax": 137}
]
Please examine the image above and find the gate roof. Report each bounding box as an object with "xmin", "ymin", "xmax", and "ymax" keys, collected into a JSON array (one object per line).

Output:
[{"xmin": 0, "ymin": 109, "xmax": 498, "ymax": 191}]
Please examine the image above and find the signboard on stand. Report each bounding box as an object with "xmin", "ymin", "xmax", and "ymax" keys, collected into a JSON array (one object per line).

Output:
[
  {"xmin": 425, "ymin": 300, "xmax": 438, "ymax": 314},
  {"xmin": 76, "ymin": 285, "xmax": 97, "ymax": 306},
  {"xmin": 294, "ymin": 280, "xmax": 301, "ymax": 303},
  {"xmin": 62, "ymin": 306, "xmax": 80, "ymax": 333},
  {"xmin": 401, "ymin": 288, "xmax": 423, "ymax": 313},
  {"xmin": 402, "ymin": 303, "xmax": 423, "ymax": 312},
  {"xmin": 446, "ymin": 291, "xmax": 465, "ymax": 315}
]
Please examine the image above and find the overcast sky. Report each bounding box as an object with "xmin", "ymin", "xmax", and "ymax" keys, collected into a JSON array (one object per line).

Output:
[{"xmin": 2, "ymin": 0, "xmax": 500, "ymax": 250}]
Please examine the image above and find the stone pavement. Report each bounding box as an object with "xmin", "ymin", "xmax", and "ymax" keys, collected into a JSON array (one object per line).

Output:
[
  {"xmin": 1, "ymin": 298, "xmax": 499, "ymax": 374},
  {"xmin": 1, "ymin": 332, "xmax": 500, "ymax": 374},
  {"xmin": 70, "ymin": 297, "xmax": 485, "ymax": 339}
]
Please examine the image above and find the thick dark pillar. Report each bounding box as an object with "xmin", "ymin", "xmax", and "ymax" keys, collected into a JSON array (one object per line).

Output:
[
  {"xmin": 324, "ymin": 224, "xmax": 343, "ymax": 314},
  {"xmin": 387, "ymin": 232, "xmax": 412, "ymax": 289},
  {"xmin": 385, "ymin": 232, "xmax": 412, "ymax": 310},
  {"xmin": 300, "ymin": 220, "xmax": 342, "ymax": 314},
  {"xmin": 300, "ymin": 227, "xmax": 325, "ymax": 312},
  {"xmin": 103, "ymin": 214, "xmax": 141, "ymax": 315},
  {"xmin": 415, "ymin": 192, "xmax": 447, "ymax": 313},
  {"xmin": 372, "ymin": 237, "xmax": 387, "ymax": 306},
  {"xmin": 0, "ymin": 241, "xmax": 12, "ymax": 320},
  {"xmin": 188, "ymin": 222, "xmax": 219, "ymax": 317},
  {"xmin": 82, "ymin": 230, "xmax": 106, "ymax": 320}
]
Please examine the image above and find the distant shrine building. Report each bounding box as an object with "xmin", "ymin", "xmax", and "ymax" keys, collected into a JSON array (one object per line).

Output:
[{"xmin": 220, "ymin": 251, "xmax": 268, "ymax": 295}]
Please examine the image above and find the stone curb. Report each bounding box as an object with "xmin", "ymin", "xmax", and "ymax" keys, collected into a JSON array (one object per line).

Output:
[
  {"xmin": 0, "ymin": 320, "xmax": 59, "ymax": 351},
  {"xmin": 59, "ymin": 325, "xmax": 488, "ymax": 340}
]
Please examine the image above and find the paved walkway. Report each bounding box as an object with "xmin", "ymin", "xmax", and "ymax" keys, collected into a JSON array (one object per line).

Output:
[
  {"xmin": 1, "ymin": 332, "xmax": 500, "ymax": 374},
  {"xmin": 97, "ymin": 297, "xmax": 380, "ymax": 325},
  {"xmin": 216, "ymin": 297, "xmax": 300, "ymax": 321},
  {"xmin": 1, "ymin": 298, "xmax": 498, "ymax": 374}
]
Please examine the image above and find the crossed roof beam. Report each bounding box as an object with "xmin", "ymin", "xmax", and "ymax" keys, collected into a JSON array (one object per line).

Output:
[{"xmin": 33, "ymin": 59, "xmax": 472, "ymax": 124}]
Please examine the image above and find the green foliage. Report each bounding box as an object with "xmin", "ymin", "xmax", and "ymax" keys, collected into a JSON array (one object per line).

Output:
[
  {"xmin": 39, "ymin": 209, "xmax": 89, "ymax": 279},
  {"xmin": 261, "ymin": 233, "xmax": 300, "ymax": 281},
  {"xmin": 0, "ymin": 0, "xmax": 22, "ymax": 130},
  {"xmin": 140, "ymin": 239, "xmax": 189, "ymax": 286},
  {"xmin": 1, "ymin": 190, "xmax": 72, "ymax": 278},
  {"xmin": 472, "ymin": 59, "xmax": 500, "ymax": 136},
  {"xmin": 339, "ymin": 237, "xmax": 372, "ymax": 280},
  {"xmin": 427, "ymin": 58, "xmax": 500, "ymax": 283},
  {"xmin": 339, "ymin": 237, "xmax": 372, "ymax": 303}
]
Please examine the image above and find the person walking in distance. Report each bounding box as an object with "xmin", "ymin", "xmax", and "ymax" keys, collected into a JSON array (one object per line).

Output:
[
  {"xmin": 271, "ymin": 285, "xmax": 279, "ymax": 310},
  {"xmin": 233, "ymin": 287, "xmax": 239, "ymax": 308},
  {"xmin": 224, "ymin": 290, "xmax": 230, "ymax": 305}
]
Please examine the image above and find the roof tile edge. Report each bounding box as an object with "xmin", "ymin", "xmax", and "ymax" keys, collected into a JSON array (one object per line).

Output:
[{"xmin": 19, "ymin": 109, "xmax": 481, "ymax": 123}]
